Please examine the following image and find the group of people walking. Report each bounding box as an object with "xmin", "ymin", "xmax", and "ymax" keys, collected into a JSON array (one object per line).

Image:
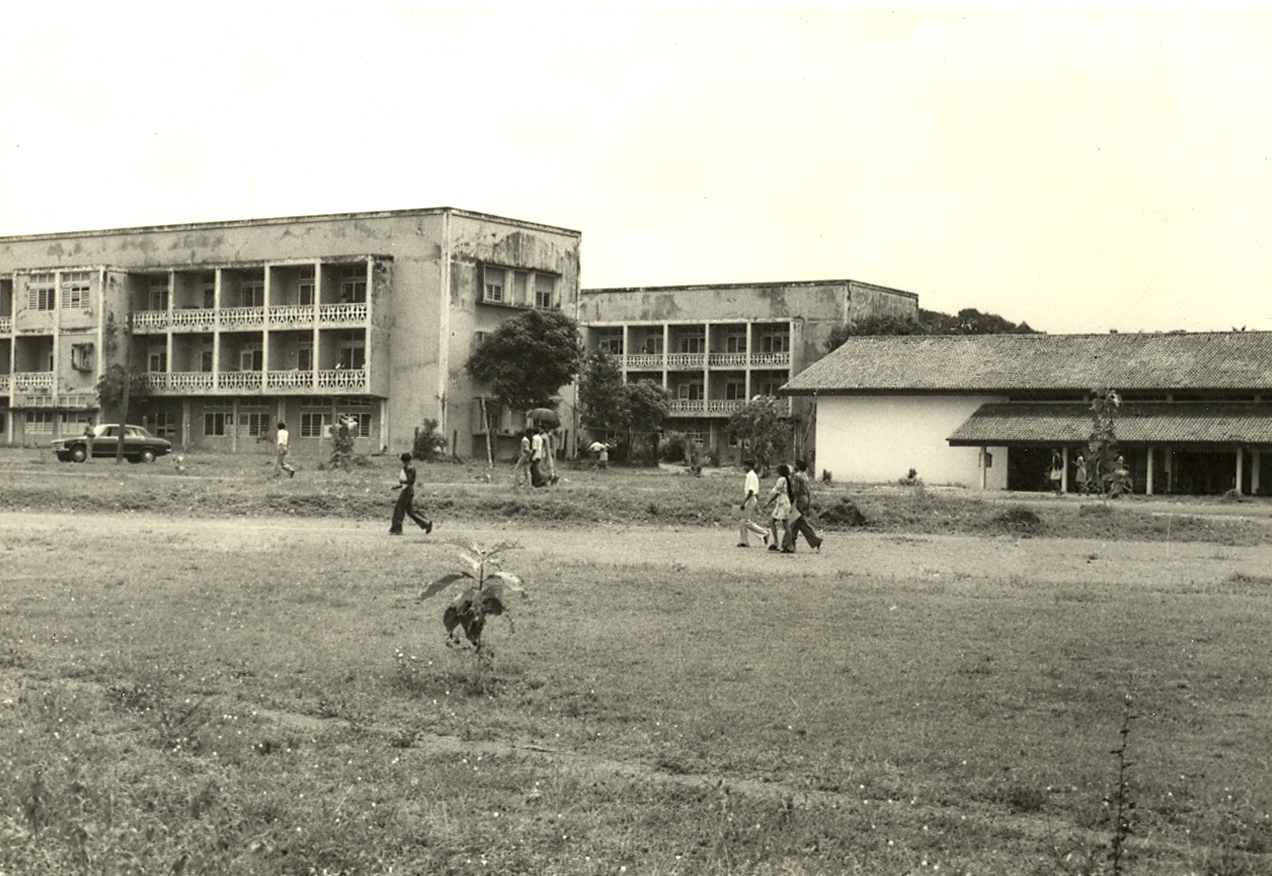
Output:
[
  {"xmin": 512, "ymin": 426, "xmax": 559, "ymax": 488},
  {"xmin": 738, "ymin": 459, "xmax": 823, "ymax": 553}
]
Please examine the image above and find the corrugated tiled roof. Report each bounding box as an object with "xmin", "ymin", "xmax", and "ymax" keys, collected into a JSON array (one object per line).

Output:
[
  {"xmin": 785, "ymin": 332, "xmax": 1272, "ymax": 394},
  {"xmin": 947, "ymin": 402, "xmax": 1272, "ymax": 445}
]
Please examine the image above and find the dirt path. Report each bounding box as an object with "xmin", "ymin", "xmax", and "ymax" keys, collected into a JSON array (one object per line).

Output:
[{"xmin": 4, "ymin": 510, "xmax": 1270, "ymax": 589}]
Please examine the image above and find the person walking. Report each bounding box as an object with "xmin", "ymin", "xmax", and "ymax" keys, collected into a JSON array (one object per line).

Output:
[
  {"xmin": 530, "ymin": 427, "xmax": 547, "ymax": 488},
  {"xmin": 273, "ymin": 421, "xmax": 296, "ymax": 478},
  {"xmin": 1049, "ymin": 451, "xmax": 1063, "ymax": 495},
  {"xmin": 543, "ymin": 428, "xmax": 559, "ymax": 485},
  {"xmin": 763, "ymin": 463, "xmax": 796, "ymax": 553},
  {"xmin": 589, "ymin": 439, "xmax": 613, "ymax": 471},
  {"xmin": 512, "ymin": 428, "xmax": 533, "ymax": 489},
  {"xmin": 785, "ymin": 459, "xmax": 823, "ymax": 552},
  {"xmin": 737, "ymin": 460, "xmax": 769, "ymax": 547},
  {"xmin": 390, "ymin": 452, "xmax": 433, "ymax": 535}
]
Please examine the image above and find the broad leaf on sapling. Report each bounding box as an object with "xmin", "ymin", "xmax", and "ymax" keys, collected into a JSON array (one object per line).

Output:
[{"xmin": 419, "ymin": 542, "xmax": 527, "ymax": 657}]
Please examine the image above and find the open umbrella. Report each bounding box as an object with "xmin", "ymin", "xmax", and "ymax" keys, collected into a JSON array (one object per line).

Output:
[{"xmin": 525, "ymin": 408, "xmax": 560, "ymax": 428}]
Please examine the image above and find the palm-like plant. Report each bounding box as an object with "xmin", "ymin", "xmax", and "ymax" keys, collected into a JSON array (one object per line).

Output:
[{"xmin": 419, "ymin": 542, "xmax": 527, "ymax": 655}]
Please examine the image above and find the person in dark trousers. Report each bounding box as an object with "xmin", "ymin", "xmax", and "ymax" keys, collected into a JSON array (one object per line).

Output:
[
  {"xmin": 390, "ymin": 452, "xmax": 433, "ymax": 535},
  {"xmin": 784, "ymin": 458, "xmax": 824, "ymax": 552}
]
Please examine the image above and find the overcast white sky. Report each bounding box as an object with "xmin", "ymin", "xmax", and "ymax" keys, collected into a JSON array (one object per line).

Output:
[{"xmin": 1, "ymin": 5, "xmax": 1268, "ymax": 334}]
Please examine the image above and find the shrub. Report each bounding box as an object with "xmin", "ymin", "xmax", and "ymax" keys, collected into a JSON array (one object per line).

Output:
[
  {"xmin": 413, "ymin": 418, "xmax": 448, "ymax": 462},
  {"xmin": 994, "ymin": 506, "xmax": 1043, "ymax": 534},
  {"xmin": 659, "ymin": 431, "xmax": 688, "ymax": 463},
  {"xmin": 819, "ymin": 496, "xmax": 868, "ymax": 528}
]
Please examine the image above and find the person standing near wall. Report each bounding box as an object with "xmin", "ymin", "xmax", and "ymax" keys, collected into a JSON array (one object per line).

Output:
[{"xmin": 274, "ymin": 421, "xmax": 296, "ymax": 478}]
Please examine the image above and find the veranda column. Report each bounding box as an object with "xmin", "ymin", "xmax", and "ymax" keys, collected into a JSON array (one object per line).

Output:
[
  {"xmin": 1235, "ymin": 446, "xmax": 1244, "ymax": 495},
  {"xmin": 1145, "ymin": 446, "xmax": 1155, "ymax": 496},
  {"xmin": 1061, "ymin": 446, "xmax": 1069, "ymax": 493},
  {"xmin": 980, "ymin": 446, "xmax": 988, "ymax": 490}
]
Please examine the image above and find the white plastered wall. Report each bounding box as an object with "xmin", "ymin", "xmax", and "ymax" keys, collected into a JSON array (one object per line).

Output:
[{"xmin": 813, "ymin": 394, "xmax": 1009, "ymax": 489}]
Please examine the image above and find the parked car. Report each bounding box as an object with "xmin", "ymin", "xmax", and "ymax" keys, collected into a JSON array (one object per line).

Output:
[{"xmin": 53, "ymin": 424, "xmax": 172, "ymax": 463}]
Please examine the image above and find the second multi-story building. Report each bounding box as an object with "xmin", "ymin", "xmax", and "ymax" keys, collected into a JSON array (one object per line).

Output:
[
  {"xmin": 578, "ymin": 279, "xmax": 919, "ymax": 459},
  {"xmin": 0, "ymin": 208, "xmax": 581, "ymax": 458}
]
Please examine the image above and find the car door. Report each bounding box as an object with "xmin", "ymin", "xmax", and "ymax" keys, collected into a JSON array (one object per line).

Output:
[{"xmin": 96, "ymin": 426, "xmax": 119, "ymax": 458}]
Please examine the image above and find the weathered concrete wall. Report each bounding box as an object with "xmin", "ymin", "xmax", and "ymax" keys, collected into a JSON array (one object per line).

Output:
[{"xmin": 815, "ymin": 394, "xmax": 1008, "ymax": 489}]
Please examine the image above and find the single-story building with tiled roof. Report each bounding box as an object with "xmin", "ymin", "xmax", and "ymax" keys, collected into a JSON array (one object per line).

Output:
[{"xmin": 782, "ymin": 332, "xmax": 1272, "ymax": 495}]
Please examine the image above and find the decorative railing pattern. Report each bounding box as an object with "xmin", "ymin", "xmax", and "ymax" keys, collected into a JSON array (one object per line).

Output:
[
  {"xmin": 268, "ymin": 306, "xmax": 315, "ymax": 328},
  {"xmin": 266, "ymin": 371, "xmax": 316, "ymax": 390},
  {"xmin": 666, "ymin": 353, "xmax": 706, "ymax": 369},
  {"xmin": 624, "ymin": 354, "xmax": 663, "ymax": 370},
  {"xmin": 219, "ymin": 371, "xmax": 263, "ymax": 391},
  {"xmin": 667, "ymin": 400, "xmax": 706, "ymax": 415},
  {"xmin": 318, "ymin": 303, "xmax": 368, "ymax": 325},
  {"xmin": 706, "ymin": 399, "xmax": 748, "ymax": 414},
  {"xmin": 0, "ymin": 317, "xmax": 13, "ymax": 333},
  {"xmin": 170, "ymin": 309, "xmax": 217, "ymax": 329},
  {"xmin": 0, "ymin": 374, "xmax": 8, "ymax": 392},
  {"xmin": 219, "ymin": 307, "xmax": 266, "ymax": 330},
  {"xmin": 707, "ymin": 353, "xmax": 748, "ymax": 367},
  {"xmin": 132, "ymin": 310, "xmax": 169, "ymax": 330},
  {"xmin": 318, "ymin": 368, "xmax": 366, "ymax": 389},
  {"xmin": 14, "ymin": 372, "xmax": 55, "ymax": 391},
  {"xmin": 749, "ymin": 352, "xmax": 790, "ymax": 367},
  {"xmin": 149, "ymin": 372, "xmax": 215, "ymax": 392}
]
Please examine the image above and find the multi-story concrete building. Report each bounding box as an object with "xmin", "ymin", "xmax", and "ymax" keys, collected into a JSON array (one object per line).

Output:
[
  {"xmin": 0, "ymin": 208, "xmax": 580, "ymax": 457},
  {"xmin": 578, "ymin": 279, "xmax": 919, "ymax": 459}
]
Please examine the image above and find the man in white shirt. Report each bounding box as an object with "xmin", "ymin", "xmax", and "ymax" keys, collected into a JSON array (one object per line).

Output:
[
  {"xmin": 274, "ymin": 421, "xmax": 296, "ymax": 478},
  {"xmin": 737, "ymin": 460, "xmax": 769, "ymax": 547},
  {"xmin": 530, "ymin": 428, "xmax": 546, "ymax": 487}
]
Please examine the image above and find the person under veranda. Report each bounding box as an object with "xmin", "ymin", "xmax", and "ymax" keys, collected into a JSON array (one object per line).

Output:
[{"xmin": 390, "ymin": 452, "xmax": 433, "ymax": 535}]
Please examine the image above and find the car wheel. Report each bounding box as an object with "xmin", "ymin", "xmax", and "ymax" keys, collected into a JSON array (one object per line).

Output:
[
  {"xmin": 139, "ymin": 448, "xmax": 157, "ymax": 463},
  {"xmin": 70, "ymin": 445, "xmax": 87, "ymax": 463}
]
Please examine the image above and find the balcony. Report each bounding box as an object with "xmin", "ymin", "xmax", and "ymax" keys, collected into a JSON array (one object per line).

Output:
[
  {"xmin": 14, "ymin": 372, "xmax": 55, "ymax": 392},
  {"xmin": 667, "ymin": 397, "xmax": 790, "ymax": 418},
  {"xmin": 318, "ymin": 303, "xmax": 368, "ymax": 325},
  {"xmin": 130, "ymin": 303, "xmax": 368, "ymax": 333},
  {"xmin": 624, "ymin": 353, "xmax": 664, "ymax": 370},
  {"xmin": 0, "ymin": 317, "xmax": 11, "ymax": 333},
  {"xmin": 219, "ymin": 307, "xmax": 266, "ymax": 330},
  {"xmin": 666, "ymin": 353, "xmax": 706, "ymax": 370},
  {"xmin": 624, "ymin": 351, "xmax": 791, "ymax": 370},
  {"xmin": 146, "ymin": 368, "xmax": 369, "ymax": 395},
  {"xmin": 268, "ymin": 305, "xmax": 315, "ymax": 329},
  {"xmin": 0, "ymin": 373, "xmax": 8, "ymax": 393}
]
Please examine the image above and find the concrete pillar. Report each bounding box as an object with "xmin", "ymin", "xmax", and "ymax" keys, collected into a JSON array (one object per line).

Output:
[
  {"xmin": 1235, "ymin": 447, "xmax": 1244, "ymax": 495},
  {"xmin": 980, "ymin": 446, "xmax": 988, "ymax": 490},
  {"xmin": 1146, "ymin": 445, "xmax": 1154, "ymax": 496},
  {"xmin": 1061, "ymin": 446, "xmax": 1069, "ymax": 493}
]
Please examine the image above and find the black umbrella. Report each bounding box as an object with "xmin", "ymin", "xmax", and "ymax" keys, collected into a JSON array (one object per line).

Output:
[{"xmin": 526, "ymin": 408, "xmax": 560, "ymax": 427}]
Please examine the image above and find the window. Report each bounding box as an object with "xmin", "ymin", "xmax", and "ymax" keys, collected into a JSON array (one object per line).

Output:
[
  {"xmin": 153, "ymin": 412, "xmax": 177, "ymax": 438},
  {"xmin": 338, "ymin": 344, "xmax": 365, "ymax": 370},
  {"xmin": 201, "ymin": 275, "xmax": 216, "ymax": 309},
  {"xmin": 725, "ymin": 380, "xmax": 746, "ymax": 400},
  {"xmin": 641, "ymin": 335, "xmax": 664, "ymax": 355},
  {"xmin": 482, "ymin": 265, "xmax": 505, "ymax": 303},
  {"xmin": 148, "ymin": 348, "xmax": 168, "ymax": 372},
  {"xmin": 535, "ymin": 274, "xmax": 556, "ymax": 309},
  {"xmin": 759, "ymin": 332, "xmax": 790, "ymax": 353},
  {"xmin": 148, "ymin": 276, "xmax": 169, "ymax": 311},
  {"xmin": 242, "ymin": 412, "xmax": 271, "ymax": 437},
  {"xmin": 684, "ymin": 430, "xmax": 706, "ymax": 446},
  {"xmin": 678, "ymin": 332, "xmax": 705, "ymax": 354},
  {"xmin": 27, "ymin": 273, "xmax": 55, "ymax": 311},
  {"xmin": 724, "ymin": 331, "xmax": 747, "ymax": 353},
  {"xmin": 204, "ymin": 412, "xmax": 231, "ymax": 436},
  {"xmin": 338, "ymin": 412, "xmax": 372, "ymax": 437},
  {"xmin": 299, "ymin": 266, "xmax": 315, "ymax": 306},
  {"xmin": 513, "ymin": 271, "xmax": 528, "ymax": 305},
  {"xmin": 240, "ymin": 349, "xmax": 263, "ymax": 371},
  {"xmin": 596, "ymin": 330, "xmax": 624, "ymax": 355},
  {"xmin": 200, "ymin": 350, "xmax": 214, "ymax": 372},
  {"xmin": 26, "ymin": 411, "xmax": 55, "ymax": 434},
  {"xmin": 756, "ymin": 380, "xmax": 782, "ymax": 397},
  {"xmin": 241, "ymin": 277, "xmax": 265, "ymax": 307},
  {"xmin": 339, "ymin": 266, "xmax": 367, "ymax": 303},
  {"xmin": 61, "ymin": 272, "xmax": 91, "ymax": 309},
  {"xmin": 300, "ymin": 411, "xmax": 332, "ymax": 438},
  {"xmin": 677, "ymin": 381, "xmax": 704, "ymax": 401},
  {"xmin": 297, "ymin": 346, "xmax": 313, "ymax": 370},
  {"xmin": 70, "ymin": 343, "xmax": 95, "ymax": 372}
]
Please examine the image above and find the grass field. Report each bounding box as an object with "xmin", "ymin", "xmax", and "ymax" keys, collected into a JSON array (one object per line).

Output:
[{"xmin": 1, "ymin": 449, "xmax": 1270, "ymax": 874}]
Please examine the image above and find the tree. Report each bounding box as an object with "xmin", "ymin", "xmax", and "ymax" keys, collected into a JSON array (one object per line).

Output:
[
  {"xmin": 578, "ymin": 349, "xmax": 627, "ymax": 434},
  {"xmin": 465, "ymin": 309, "xmax": 584, "ymax": 411},
  {"xmin": 1085, "ymin": 388, "xmax": 1132, "ymax": 500},
  {"xmin": 727, "ymin": 396, "xmax": 792, "ymax": 469},
  {"xmin": 619, "ymin": 380, "xmax": 670, "ymax": 463},
  {"xmin": 825, "ymin": 306, "xmax": 1039, "ymax": 353},
  {"xmin": 94, "ymin": 365, "xmax": 151, "ymax": 417}
]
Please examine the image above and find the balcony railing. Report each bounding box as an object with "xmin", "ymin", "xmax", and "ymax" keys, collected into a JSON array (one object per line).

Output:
[
  {"xmin": 0, "ymin": 317, "xmax": 11, "ymax": 333},
  {"xmin": 707, "ymin": 352, "xmax": 749, "ymax": 367},
  {"xmin": 0, "ymin": 374, "xmax": 7, "ymax": 392},
  {"xmin": 147, "ymin": 368, "xmax": 369, "ymax": 394},
  {"xmin": 750, "ymin": 351, "xmax": 790, "ymax": 367},
  {"xmin": 318, "ymin": 303, "xmax": 368, "ymax": 325},
  {"xmin": 269, "ymin": 305, "xmax": 315, "ymax": 328},
  {"xmin": 666, "ymin": 353, "xmax": 706, "ymax": 369},
  {"xmin": 624, "ymin": 353, "xmax": 663, "ymax": 370},
  {"xmin": 170, "ymin": 309, "xmax": 217, "ymax": 330},
  {"xmin": 667, "ymin": 397, "xmax": 790, "ymax": 417},
  {"xmin": 14, "ymin": 372, "xmax": 55, "ymax": 392},
  {"xmin": 706, "ymin": 399, "xmax": 748, "ymax": 415},
  {"xmin": 219, "ymin": 307, "xmax": 266, "ymax": 330}
]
